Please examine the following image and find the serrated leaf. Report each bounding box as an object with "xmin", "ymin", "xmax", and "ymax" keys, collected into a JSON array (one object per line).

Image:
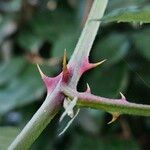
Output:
[
  {"xmin": 0, "ymin": 127, "xmax": 19, "ymax": 150},
  {"xmin": 101, "ymin": 6, "xmax": 150, "ymax": 23}
]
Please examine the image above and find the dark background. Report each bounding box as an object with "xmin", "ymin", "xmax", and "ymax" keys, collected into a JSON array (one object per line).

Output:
[{"xmin": 0, "ymin": 0, "xmax": 150, "ymax": 149}]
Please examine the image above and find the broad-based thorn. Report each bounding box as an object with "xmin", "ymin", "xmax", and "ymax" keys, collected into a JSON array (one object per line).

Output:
[
  {"xmin": 108, "ymin": 112, "xmax": 120, "ymax": 124},
  {"xmin": 80, "ymin": 59, "xmax": 106, "ymax": 74},
  {"xmin": 63, "ymin": 49, "xmax": 67, "ymax": 74},
  {"xmin": 120, "ymin": 92, "xmax": 126, "ymax": 100},
  {"xmin": 37, "ymin": 64, "xmax": 61, "ymax": 92},
  {"xmin": 90, "ymin": 59, "xmax": 107, "ymax": 69},
  {"xmin": 86, "ymin": 83, "xmax": 91, "ymax": 93},
  {"xmin": 62, "ymin": 49, "xmax": 70, "ymax": 83},
  {"xmin": 36, "ymin": 64, "xmax": 47, "ymax": 79}
]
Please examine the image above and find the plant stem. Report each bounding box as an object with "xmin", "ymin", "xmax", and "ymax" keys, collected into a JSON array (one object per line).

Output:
[
  {"xmin": 8, "ymin": 88, "xmax": 64, "ymax": 150},
  {"xmin": 68, "ymin": 0, "xmax": 108, "ymax": 87},
  {"xmin": 9, "ymin": 0, "xmax": 108, "ymax": 149},
  {"xmin": 63, "ymin": 86, "xmax": 150, "ymax": 116}
]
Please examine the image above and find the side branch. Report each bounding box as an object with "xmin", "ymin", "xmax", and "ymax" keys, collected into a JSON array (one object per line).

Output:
[{"xmin": 62, "ymin": 86, "xmax": 150, "ymax": 116}]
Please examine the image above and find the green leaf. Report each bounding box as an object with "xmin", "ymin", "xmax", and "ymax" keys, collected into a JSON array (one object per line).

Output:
[
  {"xmin": 85, "ymin": 63, "xmax": 128, "ymax": 98},
  {"xmin": 107, "ymin": 0, "xmax": 147, "ymax": 12},
  {"xmin": 0, "ymin": 63, "xmax": 45, "ymax": 114},
  {"xmin": 0, "ymin": 127, "xmax": 19, "ymax": 150},
  {"xmin": 101, "ymin": 6, "xmax": 150, "ymax": 23},
  {"xmin": 132, "ymin": 29, "xmax": 150, "ymax": 60},
  {"xmin": 93, "ymin": 33, "xmax": 129, "ymax": 65}
]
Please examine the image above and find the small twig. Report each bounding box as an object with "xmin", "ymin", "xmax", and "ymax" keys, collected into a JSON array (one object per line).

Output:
[{"xmin": 62, "ymin": 86, "xmax": 150, "ymax": 116}]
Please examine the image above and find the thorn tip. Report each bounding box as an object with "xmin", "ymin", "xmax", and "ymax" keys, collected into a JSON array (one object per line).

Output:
[
  {"xmin": 108, "ymin": 112, "xmax": 120, "ymax": 124},
  {"xmin": 120, "ymin": 92, "xmax": 126, "ymax": 100},
  {"xmin": 86, "ymin": 83, "xmax": 91, "ymax": 93},
  {"xmin": 91, "ymin": 59, "xmax": 107, "ymax": 68},
  {"xmin": 63, "ymin": 49, "xmax": 67, "ymax": 73},
  {"xmin": 36, "ymin": 64, "xmax": 46, "ymax": 79}
]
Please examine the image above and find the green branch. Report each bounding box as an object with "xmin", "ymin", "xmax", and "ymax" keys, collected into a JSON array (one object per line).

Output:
[
  {"xmin": 8, "ymin": 0, "xmax": 108, "ymax": 149},
  {"xmin": 8, "ymin": 89, "xmax": 64, "ymax": 150},
  {"xmin": 63, "ymin": 86, "xmax": 150, "ymax": 116},
  {"xmin": 68, "ymin": 0, "xmax": 108, "ymax": 87}
]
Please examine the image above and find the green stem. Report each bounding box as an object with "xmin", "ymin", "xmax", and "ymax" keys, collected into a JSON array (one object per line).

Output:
[
  {"xmin": 63, "ymin": 86, "xmax": 150, "ymax": 116},
  {"xmin": 8, "ymin": 88, "xmax": 64, "ymax": 150},
  {"xmin": 68, "ymin": 0, "xmax": 108, "ymax": 87},
  {"xmin": 8, "ymin": 0, "xmax": 108, "ymax": 149}
]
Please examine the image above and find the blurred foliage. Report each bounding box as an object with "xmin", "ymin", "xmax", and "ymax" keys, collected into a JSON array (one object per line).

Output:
[
  {"xmin": 101, "ymin": 6, "xmax": 150, "ymax": 23},
  {"xmin": 0, "ymin": 127, "xmax": 19, "ymax": 149},
  {"xmin": 0, "ymin": 0, "xmax": 150, "ymax": 149}
]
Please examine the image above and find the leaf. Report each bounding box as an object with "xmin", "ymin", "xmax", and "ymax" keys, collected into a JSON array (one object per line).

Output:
[
  {"xmin": 0, "ymin": 127, "xmax": 19, "ymax": 150},
  {"xmin": 93, "ymin": 33, "xmax": 129, "ymax": 65},
  {"xmin": 100, "ymin": 6, "xmax": 150, "ymax": 23},
  {"xmin": 132, "ymin": 29, "xmax": 150, "ymax": 60},
  {"xmin": 84, "ymin": 63, "xmax": 128, "ymax": 98},
  {"xmin": 107, "ymin": 0, "xmax": 147, "ymax": 12},
  {"xmin": 0, "ymin": 63, "xmax": 45, "ymax": 114}
]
